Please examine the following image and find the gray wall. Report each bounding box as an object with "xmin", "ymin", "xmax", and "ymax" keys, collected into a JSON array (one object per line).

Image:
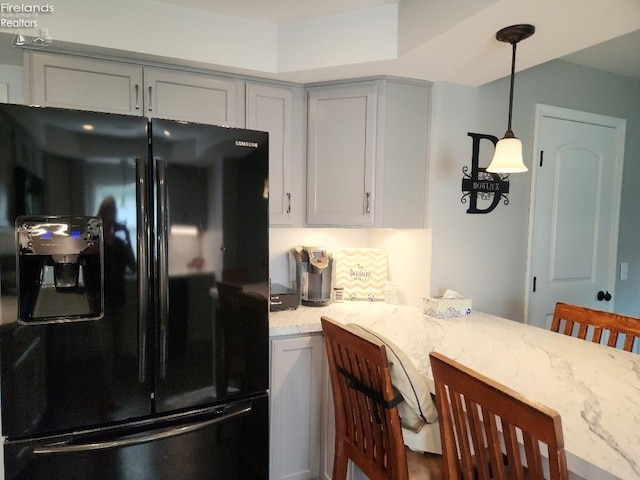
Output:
[{"xmin": 429, "ymin": 59, "xmax": 640, "ymax": 320}]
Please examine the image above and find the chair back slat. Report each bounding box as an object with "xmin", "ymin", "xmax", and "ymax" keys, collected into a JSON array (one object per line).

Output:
[
  {"xmin": 623, "ymin": 335, "xmax": 635, "ymax": 351},
  {"xmin": 551, "ymin": 302, "xmax": 640, "ymax": 352},
  {"xmin": 523, "ymin": 432, "xmax": 543, "ymax": 478},
  {"xmin": 484, "ymin": 411, "xmax": 506, "ymax": 480},
  {"xmin": 430, "ymin": 352, "xmax": 569, "ymax": 480},
  {"xmin": 466, "ymin": 399, "xmax": 488, "ymax": 477},
  {"xmin": 502, "ymin": 423, "xmax": 523, "ymax": 478},
  {"xmin": 593, "ymin": 327, "xmax": 604, "ymax": 344},
  {"xmin": 564, "ymin": 321, "xmax": 576, "ymax": 336},
  {"xmin": 322, "ymin": 317, "xmax": 408, "ymax": 480}
]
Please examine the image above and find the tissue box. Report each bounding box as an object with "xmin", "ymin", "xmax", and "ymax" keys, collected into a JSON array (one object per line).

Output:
[{"xmin": 423, "ymin": 296, "xmax": 472, "ymax": 318}]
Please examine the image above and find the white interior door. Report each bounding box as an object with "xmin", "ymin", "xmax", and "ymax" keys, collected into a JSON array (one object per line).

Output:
[{"xmin": 527, "ymin": 105, "xmax": 626, "ymax": 329}]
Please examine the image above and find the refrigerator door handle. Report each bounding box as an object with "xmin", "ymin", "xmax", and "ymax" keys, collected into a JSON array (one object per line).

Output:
[
  {"xmin": 32, "ymin": 406, "xmax": 252, "ymax": 454},
  {"xmin": 156, "ymin": 159, "xmax": 169, "ymax": 379},
  {"xmin": 136, "ymin": 158, "xmax": 149, "ymax": 384}
]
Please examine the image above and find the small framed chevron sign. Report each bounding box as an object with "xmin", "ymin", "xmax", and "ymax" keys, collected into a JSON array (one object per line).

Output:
[{"xmin": 332, "ymin": 248, "xmax": 388, "ymax": 301}]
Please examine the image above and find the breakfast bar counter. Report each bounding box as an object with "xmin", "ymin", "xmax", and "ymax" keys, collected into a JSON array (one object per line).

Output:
[{"xmin": 270, "ymin": 303, "xmax": 640, "ymax": 480}]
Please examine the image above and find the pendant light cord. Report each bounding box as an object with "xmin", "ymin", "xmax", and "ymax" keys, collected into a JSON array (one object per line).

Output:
[{"xmin": 507, "ymin": 41, "xmax": 517, "ymax": 133}]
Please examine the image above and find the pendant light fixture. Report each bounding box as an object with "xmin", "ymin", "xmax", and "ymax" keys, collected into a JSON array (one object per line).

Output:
[{"xmin": 487, "ymin": 24, "xmax": 535, "ymax": 173}]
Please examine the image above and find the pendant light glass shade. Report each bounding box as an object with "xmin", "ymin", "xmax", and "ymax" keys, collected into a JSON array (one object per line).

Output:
[
  {"xmin": 487, "ymin": 24, "xmax": 535, "ymax": 174},
  {"xmin": 487, "ymin": 132, "xmax": 528, "ymax": 173}
]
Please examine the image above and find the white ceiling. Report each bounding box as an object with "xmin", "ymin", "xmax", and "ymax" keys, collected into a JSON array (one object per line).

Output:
[{"xmin": 156, "ymin": 0, "xmax": 640, "ymax": 85}]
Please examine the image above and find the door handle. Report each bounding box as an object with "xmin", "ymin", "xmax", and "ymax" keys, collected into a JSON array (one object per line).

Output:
[
  {"xmin": 597, "ymin": 290, "xmax": 612, "ymax": 301},
  {"xmin": 32, "ymin": 406, "xmax": 252, "ymax": 454},
  {"xmin": 157, "ymin": 160, "xmax": 169, "ymax": 379},
  {"xmin": 136, "ymin": 158, "xmax": 149, "ymax": 383}
]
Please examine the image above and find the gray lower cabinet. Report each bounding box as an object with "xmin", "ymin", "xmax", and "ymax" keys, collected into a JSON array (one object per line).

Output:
[
  {"xmin": 270, "ymin": 334, "xmax": 323, "ymax": 480},
  {"xmin": 270, "ymin": 332, "xmax": 364, "ymax": 480},
  {"xmin": 319, "ymin": 347, "xmax": 336, "ymax": 480}
]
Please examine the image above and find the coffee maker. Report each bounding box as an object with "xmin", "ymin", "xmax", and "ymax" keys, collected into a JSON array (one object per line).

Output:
[
  {"xmin": 289, "ymin": 246, "xmax": 332, "ymax": 307},
  {"xmin": 16, "ymin": 216, "xmax": 104, "ymax": 324}
]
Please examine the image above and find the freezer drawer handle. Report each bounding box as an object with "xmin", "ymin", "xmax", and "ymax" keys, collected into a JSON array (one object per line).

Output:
[{"xmin": 32, "ymin": 406, "xmax": 252, "ymax": 454}]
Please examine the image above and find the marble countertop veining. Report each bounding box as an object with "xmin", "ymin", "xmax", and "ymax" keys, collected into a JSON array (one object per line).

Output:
[{"xmin": 270, "ymin": 303, "xmax": 640, "ymax": 480}]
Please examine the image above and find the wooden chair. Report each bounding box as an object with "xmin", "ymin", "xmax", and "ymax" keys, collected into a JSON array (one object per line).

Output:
[
  {"xmin": 551, "ymin": 302, "xmax": 640, "ymax": 352},
  {"xmin": 321, "ymin": 317, "xmax": 443, "ymax": 480},
  {"xmin": 430, "ymin": 351, "xmax": 568, "ymax": 480}
]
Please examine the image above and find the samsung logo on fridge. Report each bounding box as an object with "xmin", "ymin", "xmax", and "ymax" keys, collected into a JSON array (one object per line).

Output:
[{"xmin": 235, "ymin": 140, "xmax": 258, "ymax": 148}]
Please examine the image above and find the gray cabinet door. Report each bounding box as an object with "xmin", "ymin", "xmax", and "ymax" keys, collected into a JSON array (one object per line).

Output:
[
  {"xmin": 144, "ymin": 68, "xmax": 240, "ymax": 126},
  {"xmin": 27, "ymin": 53, "xmax": 241, "ymax": 126},
  {"xmin": 306, "ymin": 82, "xmax": 377, "ymax": 226},
  {"xmin": 28, "ymin": 52, "xmax": 144, "ymax": 115},
  {"xmin": 246, "ymin": 83, "xmax": 294, "ymax": 225},
  {"xmin": 270, "ymin": 335, "xmax": 323, "ymax": 480}
]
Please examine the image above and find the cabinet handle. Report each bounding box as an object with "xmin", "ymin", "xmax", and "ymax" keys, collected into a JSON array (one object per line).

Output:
[
  {"xmin": 286, "ymin": 193, "xmax": 291, "ymax": 214},
  {"xmin": 365, "ymin": 192, "xmax": 371, "ymax": 214},
  {"xmin": 135, "ymin": 84, "xmax": 140, "ymax": 110},
  {"xmin": 148, "ymin": 86, "xmax": 153, "ymax": 112}
]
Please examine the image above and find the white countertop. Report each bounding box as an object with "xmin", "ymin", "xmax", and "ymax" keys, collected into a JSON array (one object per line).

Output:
[{"xmin": 270, "ymin": 303, "xmax": 640, "ymax": 480}]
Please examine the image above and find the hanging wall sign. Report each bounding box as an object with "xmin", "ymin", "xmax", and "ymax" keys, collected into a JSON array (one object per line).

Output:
[{"xmin": 461, "ymin": 132, "xmax": 510, "ymax": 214}]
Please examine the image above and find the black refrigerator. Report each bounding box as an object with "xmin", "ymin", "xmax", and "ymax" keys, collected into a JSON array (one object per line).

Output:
[{"xmin": 0, "ymin": 103, "xmax": 270, "ymax": 480}]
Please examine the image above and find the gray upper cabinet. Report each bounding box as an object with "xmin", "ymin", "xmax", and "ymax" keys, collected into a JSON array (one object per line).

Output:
[
  {"xmin": 27, "ymin": 51, "xmax": 143, "ymax": 115},
  {"xmin": 306, "ymin": 82, "xmax": 377, "ymax": 226},
  {"xmin": 377, "ymin": 79, "xmax": 430, "ymax": 228},
  {"xmin": 246, "ymin": 82, "xmax": 304, "ymax": 226},
  {"xmin": 144, "ymin": 67, "xmax": 240, "ymax": 126},
  {"xmin": 306, "ymin": 78, "xmax": 430, "ymax": 228},
  {"xmin": 26, "ymin": 51, "xmax": 431, "ymax": 229},
  {"xmin": 26, "ymin": 52, "xmax": 241, "ymax": 126}
]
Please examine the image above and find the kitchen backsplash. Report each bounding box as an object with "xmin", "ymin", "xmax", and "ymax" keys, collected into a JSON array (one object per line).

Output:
[{"xmin": 269, "ymin": 228, "xmax": 431, "ymax": 308}]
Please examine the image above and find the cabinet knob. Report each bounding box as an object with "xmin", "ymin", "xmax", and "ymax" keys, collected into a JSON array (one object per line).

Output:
[
  {"xmin": 365, "ymin": 192, "xmax": 371, "ymax": 214},
  {"xmin": 286, "ymin": 193, "xmax": 291, "ymax": 214}
]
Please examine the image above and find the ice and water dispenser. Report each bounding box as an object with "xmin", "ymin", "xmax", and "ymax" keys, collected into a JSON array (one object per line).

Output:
[{"xmin": 16, "ymin": 216, "xmax": 104, "ymax": 324}]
